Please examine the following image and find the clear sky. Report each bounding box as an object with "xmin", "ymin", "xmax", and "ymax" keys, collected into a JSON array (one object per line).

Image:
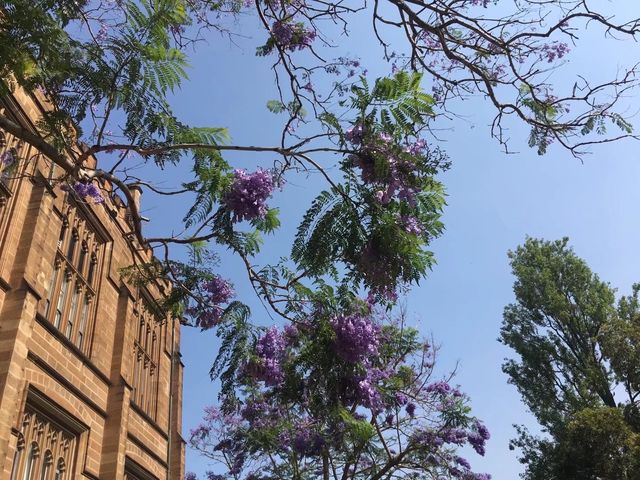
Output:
[{"xmin": 132, "ymin": 4, "xmax": 640, "ymax": 478}]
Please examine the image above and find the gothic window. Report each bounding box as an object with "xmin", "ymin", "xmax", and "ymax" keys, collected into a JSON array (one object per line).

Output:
[
  {"xmin": 22, "ymin": 442, "xmax": 38, "ymax": 480},
  {"xmin": 9, "ymin": 434, "xmax": 24, "ymax": 480},
  {"xmin": 43, "ymin": 207, "xmax": 103, "ymax": 354},
  {"xmin": 10, "ymin": 406, "xmax": 77, "ymax": 480},
  {"xmin": 131, "ymin": 299, "xmax": 161, "ymax": 419},
  {"xmin": 0, "ymin": 129, "xmax": 20, "ymax": 220},
  {"xmin": 40, "ymin": 451, "xmax": 52, "ymax": 480},
  {"xmin": 54, "ymin": 459, "xmax": 65, "ymax": 480},
  {"xmin": 0, "ymin": 130, "xmax": 19, "ymax": 187}
]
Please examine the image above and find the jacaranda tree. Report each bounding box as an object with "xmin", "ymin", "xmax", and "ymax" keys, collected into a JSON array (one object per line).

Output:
[
  {"xmin": 1, "ymin": 1, "xmax": 639, "ymax": 478},
  {"xmin": 189, "ymin": 305, "xmax": 491, "ymax": 479}
]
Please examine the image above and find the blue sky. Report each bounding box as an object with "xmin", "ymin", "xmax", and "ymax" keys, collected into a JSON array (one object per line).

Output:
[{"xmin": 132, "ymin": 4, "xmax": 640, "ymax": 478}]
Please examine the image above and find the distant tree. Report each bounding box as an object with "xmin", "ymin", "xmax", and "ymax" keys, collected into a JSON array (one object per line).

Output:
[
  {"xmin": 500, "ymin": 238, "xmax": 640, "ymax": 479},
  {"xmin": 188, "ymin": 304, "xmax": 491, "ymax": 480}
]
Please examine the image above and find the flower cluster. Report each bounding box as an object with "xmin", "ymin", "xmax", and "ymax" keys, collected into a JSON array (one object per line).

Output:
[
  {"xmin": 358, "ymin": 240, "xmax": 402, "ymax": 299},
  {"xmin": 187, "ymin": 276, "xmax": 234, "ymax": 329},
  {"xmin": 467, "ymin": 0, "xmax": 492, "ymax": 6},
  {"xmin": 62, "ymin": 182, "xmax": 104, "ymax": 204},
  {"xmin": 95, "ymin": 21, "xmax": 109, "ymax": 42},
  {"xmin": 252, "ymin": 326, "xmax": 287, "ymax": 386},
  {"xmin": 292, "ymin": 426, "xmax": 325, "ymax": 456},
  {"xmin": 237, "ymin": 400, "xmax": 289, "ymax": 451},
  {"xmin": 346, "ymin": 126, "xmax": 424, "ymax": 206},
  {"xmin": 406, "ymin": 401, "xmax": 417, "ymax": 417},
  {"xmin": 467, "ymin": 420, "xmax": 491, "ymax": 456},
  {"xmin": 190, "ymin": 422, "xmax": 212, "ymax": 440},
  {"xmin": 189, "ymin": 405, "xmax": 251, "ymax": 478},
  {"xmin": 271, "ymin": 21, "xmax": 316, "ymax": 51},
  {"xmin": 541, "ymin": 42, "xmax": 570, "ymax": 63},
  {"xmin": 205, "ymin": 474, "xmax": 224, "ymax": 480},
  {"xmin": 0, "ymin": 150, "xmax": 14, "ymax": 167},
  {"xmin": 224, "ymin": 168, "xmax": 275, "ymax": 222},
  {"xmin": 404, "ymin": 138, "xmax": 427, "ymax": 156},
  {"xmin": 410, "ymin": 422, "xmax": 491, "ymax": 479},
  {"xmin": 425, "ymin": 380, "xmax": 462, "ymax": 396},
  {"xmin": 344, "ymin": 123, "xmax": 365, "ymax": 144},
  {"xmin": 356, "ymin": 367, "xmax": 391, "ymax": 410},
  {"xmin": 357, "ymin": 374, "xmax": 381, "ymax": 409},
  {"xmin": 203, "ymin": 276, "xmax": 234, "ymax": 305},
  {"xmin": 342, "ymin": 119, "xmax": 450, "ymax": 299},
  {"xmin": 283, "ymin": 323, "xmax": 299, "ymax": 341},
  {"xmin": 330, "ymin": 312, "xmax": 380, "ymax": 363},
  {"xmin": 327, "ymin": 56, "xmax": 364, "ymax": 78},
  {"xmin": 401, "ymin": 215, "xmax": 423, "ymax": 235}
]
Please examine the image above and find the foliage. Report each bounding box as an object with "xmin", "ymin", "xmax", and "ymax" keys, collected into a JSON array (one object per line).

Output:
[
  {"xmin": 600, "ymin": 284, "xmax": 640, "ymax": 405},
  {"xmin": 556, "ymin": 407, "xmax": 640, "ymax": 479},
  {"xmin": 500, "ymin": 238, "xmax": 616, "ymax": 432},
  {"xmin": 501, "ymin": 238, "xmax": 640, "ymax": 479},
  {"xmin": 292, "ymin": 72, "xmax": 447, "ymax": 298}
]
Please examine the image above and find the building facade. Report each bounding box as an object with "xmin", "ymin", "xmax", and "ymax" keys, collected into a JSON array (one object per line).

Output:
[{"xmin": 0, "ymin": 88, "xmax": 185, "ymax": 479}]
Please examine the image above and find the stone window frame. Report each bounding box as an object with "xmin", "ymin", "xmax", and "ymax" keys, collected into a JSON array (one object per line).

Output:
[
  {"xmin": 43, "ymin": 203, "xmax": 104, "ymax": 354},
  {"xmin": 0, "ymin": 128, "xmax": 20, "ymax": 192},
  {"xmin": 0, "ymin": 127, "xmax": 27, "ymax": 229},
  {"xmin": 124, "ymin": 457, "xmax": 159, "ymax": 480},
  {"xmin": 9, "ymin": 389, "xmax": 86, "ymax": 480},
  {"xmin": 131, "ymin": 294, "xmax": 163, "ymax": 420}
]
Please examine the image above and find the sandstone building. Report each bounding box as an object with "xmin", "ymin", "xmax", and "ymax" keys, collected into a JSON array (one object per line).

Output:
[{"xmin": 0, "ymin": 88, "xmax": 185, "ymax": 479}]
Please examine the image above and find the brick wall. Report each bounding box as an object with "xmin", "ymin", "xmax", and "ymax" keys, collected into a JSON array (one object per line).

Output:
[{"xmin": 0, "ymin": 88, "xmax": 185, "ymax": 479}]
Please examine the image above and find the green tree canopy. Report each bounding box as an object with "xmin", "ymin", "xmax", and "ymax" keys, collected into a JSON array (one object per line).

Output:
[{"xmin": 501, "ymin": 238, "xmax": 640, "ymax": 479}]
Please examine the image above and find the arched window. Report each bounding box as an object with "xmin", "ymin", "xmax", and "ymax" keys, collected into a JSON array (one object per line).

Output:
[
  {"xmin": 9, "ymin": 434, "xmax": 24, "ymax": 480},
  {"xmin": 57, "ymin": 221, "xmax": 67, "ymax": 249},
  {"xmin": 40, "ymin": 451, "xmax": 52, "ymax": 480},
  {"xmin": 1, "ymin": 146, "xmax": 18, "ymax": 179},
  {"xmin": 53, "ymin": 273, "xmax": 70, "ymax": 330},
  {"xmin": 75, "ymin": 294, "xmax": 91, "ymax": 350},
  {"xmin": 151, "ymin": 333, "xmax": 157, "ymax": 360},
  {"xmin": 0, "ymin": 131, "xmax": 20, "ymax": 213},
  {"xmin": 22, "ymin": 442, "xmax": 39, "ymax": 480},
  {"xmin": 64, "ymin": 284, "xmax": 80, "ymax": 340},
  {"xmin": 145, "ymin": 325, "xmax": 151, "ymax": 350},
  {"xmin": 87, "ymin": 253, "xmax": 97, "ymax": 285},
  {"xmin": 54, "ymin": 459, "xmax": 65, "ymax": 480},
  {"xmin": 138, "ymin": 319, "xmax": 145, "ymax": 343},
  {"xmin": 66, "ymin": 230, "xmax": 78, "ymax": 262},
  {"xmin": 77, "ymin": 241, "xmax": 87, "ymax": 275}
]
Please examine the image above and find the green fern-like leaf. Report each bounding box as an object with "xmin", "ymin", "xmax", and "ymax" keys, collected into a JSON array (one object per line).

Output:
[{"xmin": 209, "ymin": 301, "xmax": 254, "ymax": 413}]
